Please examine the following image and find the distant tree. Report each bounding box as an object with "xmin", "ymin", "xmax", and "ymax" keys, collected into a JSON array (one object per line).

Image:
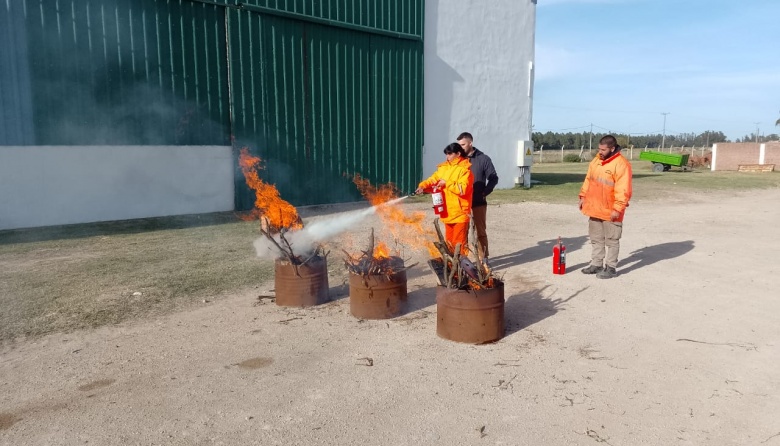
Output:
[{"xmin": 531, "ymin": 129, "xmax": 732, "ymax": 149}]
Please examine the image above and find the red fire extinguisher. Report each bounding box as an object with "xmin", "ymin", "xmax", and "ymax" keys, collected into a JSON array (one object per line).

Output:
[
  {"xmin": 431, "ymin": 186, "xmax": 448, "ymax": 219},
  {"xmin": 553, "ymin": 236, "xmax": 566, "ymax": 275}
]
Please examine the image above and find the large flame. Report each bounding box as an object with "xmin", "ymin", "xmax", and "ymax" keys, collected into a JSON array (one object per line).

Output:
[
  {"xmin": 352, "ymin": 174, "xmax": 438, "ymax": 257},
  {"xmin": 373, "ymin": 241, "xmax": 391, "ymax": 259},
  {"xmin": 239, "ymin": 148, "xmax": 302, "ymax": 231}
]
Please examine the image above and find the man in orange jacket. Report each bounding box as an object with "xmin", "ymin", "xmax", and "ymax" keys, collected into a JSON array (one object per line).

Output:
[
  {"xmin": 579, "ymin": 135, "xmax": 633, "ymax": 279},
  {"xmin": 416, "ymin": 143, "xmax": 474, "ymax": 254}
]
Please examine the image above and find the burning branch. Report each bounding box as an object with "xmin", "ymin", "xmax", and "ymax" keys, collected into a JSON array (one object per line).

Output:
[
  {"xmin": 259, "ymin": 216, "xmax": 328, "ymax": 271},
  {"xmin": 428, "ymin": 218, "xmax": 500, "ymax": 290},
  {"xmin": 343, "ymin": 229, "xmax": 417, "ymax": 280}
]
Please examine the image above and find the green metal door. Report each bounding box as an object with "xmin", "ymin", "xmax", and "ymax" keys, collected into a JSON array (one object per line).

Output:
[{"xmin": 227, "ymin": 2, "xmax": 424, "ymax": 208}]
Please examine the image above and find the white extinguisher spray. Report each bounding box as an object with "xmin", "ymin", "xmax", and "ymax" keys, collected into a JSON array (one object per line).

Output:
[{"xmin": 431, "ymin": 186, "xmax": 448, "ymax": 219}]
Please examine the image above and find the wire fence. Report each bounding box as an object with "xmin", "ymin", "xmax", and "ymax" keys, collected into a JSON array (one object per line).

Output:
[{"xmin": 535, "ymin": 145, "xmax": 712, "ymax": 164}]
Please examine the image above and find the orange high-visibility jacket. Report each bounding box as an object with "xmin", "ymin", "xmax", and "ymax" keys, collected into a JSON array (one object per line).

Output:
[
  {"xmin": 579, "ymin": 151, "xmax": 633, "ymax": 222},
  {"xmin": 418, "ymin": 157, "xmax": 474, "ymax": 224}
]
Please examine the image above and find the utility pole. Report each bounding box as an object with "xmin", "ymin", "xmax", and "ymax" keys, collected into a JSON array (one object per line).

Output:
[
  {"xmin": 754, "ymin": 122, "xmax": 760, "ymax": 143},
  {"xmin": 661, "ymin": 112, "xmax": 670, "ymax": 150},
  {"xmin": 588, "ymin": 123, "xmax": 593, "ymax": 154}
]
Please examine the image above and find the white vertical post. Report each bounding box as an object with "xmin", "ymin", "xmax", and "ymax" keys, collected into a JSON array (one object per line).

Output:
[
  {"xmin": 711, "ymin": 144, "xmax": 718, "ymax": 171},
  {"xmin": 759, "ymin": 143, "xmax": 766, "ymax": 164},
  {"xmin": 539, "ymin": 144, "xmax": 544, "ymax": 163},
  {"xmin": 561, "ymin": 144, "xmax": 565, "ymax": 162}
]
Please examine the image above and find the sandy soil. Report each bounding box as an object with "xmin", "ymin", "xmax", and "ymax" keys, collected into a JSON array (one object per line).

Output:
[{"xmin": 2, "ymin": 188, "xmax": 779, "ymax": 446}]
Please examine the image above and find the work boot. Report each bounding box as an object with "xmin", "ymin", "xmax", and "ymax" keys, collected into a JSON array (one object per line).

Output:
[
  {"xmin": 597, "ymin": 266, "xmax": 617, "ymax": 279},
  {"xmin": 581, "ymin": 264, "xmax": 603, "ymax": 275}
]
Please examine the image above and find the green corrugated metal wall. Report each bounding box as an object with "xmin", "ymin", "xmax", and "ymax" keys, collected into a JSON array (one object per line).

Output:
[
  {"xmin": 1, "ymin": 0, "xmax": 231, "ymax": 145},
  {"xmin": 0, "ymin": 0, "xmax": 424, "ymax": 208},
  {"xmin": 227, "ymin": 6, "xmax": 423, "ymax": 206}
]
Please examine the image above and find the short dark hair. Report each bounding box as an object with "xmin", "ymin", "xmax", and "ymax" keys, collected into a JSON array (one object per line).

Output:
[
  {"xmin": 599, "ymin": 135, "xmax": 618, "ymax": 148},
  {"xmin": 443, "ymin": 142, "xmax": 465, "ymax": 156},
  {"xmin": 456, "ymin": 132, "xmax": 473, "ymax": 141}
]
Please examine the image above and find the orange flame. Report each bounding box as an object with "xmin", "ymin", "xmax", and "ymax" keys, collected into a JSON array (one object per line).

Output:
[
  {"xmin": 373, "ymin": 241, "xmax": 391, "ymax": 259},
  {"xmin": 239, "ymin": 148, "xmax": 302, "ymax": 231},
  {"xmin": 352, "ymin": 174, "xmax": 438, "ymax": 257}
]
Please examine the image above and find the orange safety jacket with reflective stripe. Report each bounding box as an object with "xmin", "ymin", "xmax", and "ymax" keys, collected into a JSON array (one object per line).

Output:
[
  {"xmin": 579, "ymin": 151, "xmax": 633, "ymax": 222},
  {"xmin": 418, "ymin": 157, "xmax": 474, "ymax": 224}
]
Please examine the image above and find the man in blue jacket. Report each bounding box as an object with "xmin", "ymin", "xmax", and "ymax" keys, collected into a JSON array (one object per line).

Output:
[{"xmin": 458, "ymin": 132, "xmax": 499, "ymax": 260}]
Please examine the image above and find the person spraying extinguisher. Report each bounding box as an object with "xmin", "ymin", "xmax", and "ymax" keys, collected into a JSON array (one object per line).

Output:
[
  {"xmin": 415, "ymin": 143, "xmax": 474, "ymax": 254},
  {"xmin": 553, "ymin": 236, "xmax": 566, "ymax": 275}
]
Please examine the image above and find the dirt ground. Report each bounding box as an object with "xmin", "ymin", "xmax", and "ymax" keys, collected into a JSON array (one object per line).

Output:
[{"xmin": 2, "ymin": 188, "xmax": 779, "ymax": 446}]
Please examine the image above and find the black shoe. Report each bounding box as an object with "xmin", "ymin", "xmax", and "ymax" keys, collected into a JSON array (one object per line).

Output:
[
  {"xmin": 581, "ymin": 264, "xmax": 603, "ymax": 275},
  {"xmin": 597, "ymin": 266, "xmax": 617, "ymax": 279}
]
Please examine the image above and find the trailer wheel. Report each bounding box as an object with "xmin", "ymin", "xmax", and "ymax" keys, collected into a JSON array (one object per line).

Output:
[
  {"xmin": 663, "ymin": 164, "xmax": 671, "ymax": 172},
  {"xmin": 652, "ymin": 163, "xmax": 664, "ymax": 173}
]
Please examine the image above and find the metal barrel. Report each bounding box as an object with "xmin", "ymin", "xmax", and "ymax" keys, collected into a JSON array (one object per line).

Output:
[
  {"xmin": 274, "ymin": 257, "xmax": 329, "ymax": 307},
  {"xmin": 348, "ymin": 259, "xmax": 408, "ymax": 319},
  {"xmin": 436, "ymin": 282, "xmax": 505, "ymax": 344}
]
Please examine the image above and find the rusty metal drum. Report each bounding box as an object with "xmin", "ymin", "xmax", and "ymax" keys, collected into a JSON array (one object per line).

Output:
[
  {"xmin": 436, "ymin": 282, "xmax": 505, "ymax": 344},
  {"xmin": 348, "ymin": 269, "xmax": 408, "ymax": 320},
  {"xmin": 274, "ymin": 257, "xmax": 329, "ymax": 307}
]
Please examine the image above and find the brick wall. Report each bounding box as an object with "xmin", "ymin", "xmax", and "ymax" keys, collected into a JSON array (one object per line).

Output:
[
  {"xmin": 712, "ymin": 143, "xmax": 760, "ymax": 171},
  {"xmin": 764, "ymin": 142, "xmax": 780, "ymax": 165}
]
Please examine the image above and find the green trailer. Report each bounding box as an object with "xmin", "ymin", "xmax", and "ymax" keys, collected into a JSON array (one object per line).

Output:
[{"xmin": 639, "ymin": 150, "xmax": 691, "ymax": 172}]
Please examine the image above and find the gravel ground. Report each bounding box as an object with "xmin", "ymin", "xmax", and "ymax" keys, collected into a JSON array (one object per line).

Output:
[{"xmin": 1, "ymin": 188, "xmax": 779, "ymax": 446}]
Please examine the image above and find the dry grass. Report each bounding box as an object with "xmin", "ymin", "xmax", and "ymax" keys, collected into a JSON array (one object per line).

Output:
[
  {"xmin": 0, "ymin": 213, "xmax": 273, "ymax": 343},
  {"xmin": 490, "ymin": 161, "xmax": 780, "ymax": 205}
]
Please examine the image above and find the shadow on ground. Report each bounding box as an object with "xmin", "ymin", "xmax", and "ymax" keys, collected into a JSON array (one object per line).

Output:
[
  {"xmin": 618, "ymin": 240, "xmax": 695, "ymax": 275},
  {"xmin": 490, "ymin": 235, "xmax": 589, "ymax": 270},
  {"xmin": 504, "ymin": 285, "xmax": 586, "ymax": 337}
]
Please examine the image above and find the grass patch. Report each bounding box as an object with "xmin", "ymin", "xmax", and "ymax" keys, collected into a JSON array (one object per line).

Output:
[
  {"xmin": 489, "ymin": 161, "xmax": 780, "ymax": 205},
  {"xmin": 0, "ymin": 213, "xmax": 273, "ymax": 342}
]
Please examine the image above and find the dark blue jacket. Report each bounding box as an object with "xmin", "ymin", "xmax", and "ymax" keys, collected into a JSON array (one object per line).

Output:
[{"xmin": 468, "ymin": 148, "xmax": 498, "ymax": 207}]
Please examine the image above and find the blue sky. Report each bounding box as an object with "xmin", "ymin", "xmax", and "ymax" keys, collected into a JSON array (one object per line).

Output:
[{"xmin": 533, "ymin": 0, "xmax": 780, "ymax": 141}]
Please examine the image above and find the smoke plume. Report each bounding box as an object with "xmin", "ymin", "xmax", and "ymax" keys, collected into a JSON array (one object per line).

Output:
[{"xmin": 253, "ymin": 196, "xmax": 407, "ymax": 259}]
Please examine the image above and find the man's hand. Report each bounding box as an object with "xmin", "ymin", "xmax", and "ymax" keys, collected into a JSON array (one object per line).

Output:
[
  {"xmin": 436, "ymin": 180, "xmax": 446, "ymax": 189},
  {"xmin": 610, "ymin": 210, "xmax": 620, "ymax": 221},
  {"xmin": 578, "ymin": 198, "xmax": 584, "ymax": 210},
  {"xmin": 414, "ymin": 187, "xmax": 424, "ymax": 195}
]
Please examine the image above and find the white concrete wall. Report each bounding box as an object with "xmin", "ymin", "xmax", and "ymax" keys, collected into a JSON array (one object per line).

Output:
[
  {"xmin": 0, "ymin": 146, "xmax": 234, "ymax": 230},
  {"xmin": 423, "ymin": 0, "xmax": 536, "ymax": 188}
]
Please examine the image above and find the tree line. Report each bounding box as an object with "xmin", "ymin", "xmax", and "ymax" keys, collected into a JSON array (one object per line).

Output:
[{"xmin": 531, "ymin": 130, "xmax": 779, "ymax": 151}]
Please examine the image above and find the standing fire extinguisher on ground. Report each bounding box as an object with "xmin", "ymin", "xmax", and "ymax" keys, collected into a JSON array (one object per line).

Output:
[{"xmin": 553, "ymin": 236, "xmax": 566, "ymax": 275}]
